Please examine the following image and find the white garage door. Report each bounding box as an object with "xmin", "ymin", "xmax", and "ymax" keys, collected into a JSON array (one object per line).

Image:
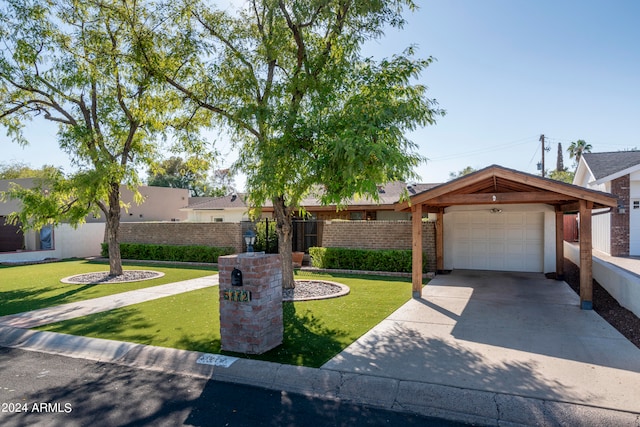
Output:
[{"xmin": 448, "ymin": 211, "xmax": 544, "ymax": 272}]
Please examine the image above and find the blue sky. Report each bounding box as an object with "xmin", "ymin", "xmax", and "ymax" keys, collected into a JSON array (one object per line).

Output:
[{"xmin": 3, "ymin": 0, "xmax": 640, "ymax": 186}]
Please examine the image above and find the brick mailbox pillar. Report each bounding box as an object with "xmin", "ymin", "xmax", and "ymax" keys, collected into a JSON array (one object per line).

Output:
[{"xmin": 218, "ymin": 253, "xmax": 283, "ymax": 354}]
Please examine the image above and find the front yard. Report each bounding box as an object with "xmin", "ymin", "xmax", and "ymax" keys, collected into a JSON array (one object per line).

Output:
[
  {"xmin": 0, "ymin": 260, "xmax": 217, "ymax": 317},
  {"xmin": 34, "ymin": 271, "xmax": 414, "ymax": 367}
]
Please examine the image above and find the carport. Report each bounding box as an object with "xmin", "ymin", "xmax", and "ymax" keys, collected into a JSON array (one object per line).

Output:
[{"xmin": 396, "ymin": 165, "xmax": 618, "ymax": 309}]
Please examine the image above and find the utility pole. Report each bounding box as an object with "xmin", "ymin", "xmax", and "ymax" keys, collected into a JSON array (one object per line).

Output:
[{"xmin": 540, "ymin": 134, "xmax": 546, "ymax": 177}]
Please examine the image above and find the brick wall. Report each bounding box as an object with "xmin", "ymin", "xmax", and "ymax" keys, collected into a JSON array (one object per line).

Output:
[
  {"xmin": 117, "ymin": 220, "xmax": 437, "ymax": 271},
  {"xmin": 320, "ymin": 220, "xmax": 437, "ymax": 271},
  {"xmin": 118, "ymin": 222, "xmax": 244, "ymax": 253},
  {"xmin": 610, "ymin": 175, "xmax": 630, "ymax": 256}
]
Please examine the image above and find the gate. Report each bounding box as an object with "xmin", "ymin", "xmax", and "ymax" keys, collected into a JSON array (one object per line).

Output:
[
  {"xmin": 292, "ymin": 220, "xmax": 322, "ymax": 253},
  {"xmin": 253, "ymin": 219, "xmax": 323, "ymax": 254}
]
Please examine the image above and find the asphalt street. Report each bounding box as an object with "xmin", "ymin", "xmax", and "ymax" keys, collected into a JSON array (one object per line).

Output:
[{"xmin": 0, "ymin": 347, "xmax": 474, "ymax": 427}]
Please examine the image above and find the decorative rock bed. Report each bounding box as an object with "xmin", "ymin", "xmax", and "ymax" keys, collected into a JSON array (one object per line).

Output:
[
  {"xmin": 283, "ymin": 280, "xmax": 350, "ymax": 301},
  {"xmin": 60, "ymin": 270, "xmax": 164, "ymax": 284}
]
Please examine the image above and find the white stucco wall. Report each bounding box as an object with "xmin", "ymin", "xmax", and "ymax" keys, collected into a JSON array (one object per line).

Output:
[
  {"xmin": 565, "ymin": 242, "xmax": 640, "ymax": 318},
  {"xmin": 0, "ymin": 223, "xmax": 104, "ymax": 263},
  {"xmin": 187, "ymin": 209, "xmax": 249, "ymax": 222}
]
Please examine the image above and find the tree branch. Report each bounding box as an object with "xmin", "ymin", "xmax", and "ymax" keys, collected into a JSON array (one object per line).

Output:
[{"xmin": 164, "ymin": 75, "xmax": 262, "ymax": 141}]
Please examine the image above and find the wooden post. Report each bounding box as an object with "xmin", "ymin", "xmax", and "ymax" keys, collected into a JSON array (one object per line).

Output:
[
  {"xmin": 436, "ymin": 209, "xmax": 444, "ymax": 272},
  {"xmin": 555, "ymin": 208, "xmax": 564, "ymax": 280},
  {"xmin": 412, "ymin": 204, "xmax": 423, "ymax": 298},
  {"xmin": 579, "ymin": 200, "xmax": 593, "ymax": 310}
]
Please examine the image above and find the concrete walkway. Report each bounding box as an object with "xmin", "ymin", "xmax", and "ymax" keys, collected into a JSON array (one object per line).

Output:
[{"xmin": 1, "ymin": 270, "xmax": 639, "ymax": 426}]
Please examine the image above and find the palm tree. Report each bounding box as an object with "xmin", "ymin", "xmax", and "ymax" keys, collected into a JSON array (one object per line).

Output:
[{"xmin": 568, "ymin": 139, "xmax": 593, "ymax": 167}]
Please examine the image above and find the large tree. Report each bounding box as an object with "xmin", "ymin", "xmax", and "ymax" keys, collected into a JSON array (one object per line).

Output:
[
  {"xmin": 147, "ymin": 156, "xmax": 236, "ymax": 197},
  {"xmin": 151, "ymin": 0, "xmax": 442, "ymax": 288},
  {"xmin": 0, "ymin": 0, "xmax": 205, "ymax": 276},
  {"xmin": 148, "ymin": 156, "xmax": 210, "ymax": 196}
]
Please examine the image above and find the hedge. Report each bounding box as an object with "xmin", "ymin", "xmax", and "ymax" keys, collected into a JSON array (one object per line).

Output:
[
  {"xmin": 101, "ymin": 243, "xmax": 235, "ymax": 263},
  {"xmin": 309, "ymin": 247, "xmax": 428, "ymax": 273}
]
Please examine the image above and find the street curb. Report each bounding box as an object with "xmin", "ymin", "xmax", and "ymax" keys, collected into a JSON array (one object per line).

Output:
[{"xmin": 2, "ymin": 326, "xmax": 638, "ymax": 427}]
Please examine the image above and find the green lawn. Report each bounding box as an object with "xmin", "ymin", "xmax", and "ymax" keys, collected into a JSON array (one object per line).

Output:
[
  {"xmin": 36, "ymin": 271, "xmax": 414, "ymax": 367},
  {"xmin": 0, "ymin": 259, "xmax": 217, "ymax": 316}
]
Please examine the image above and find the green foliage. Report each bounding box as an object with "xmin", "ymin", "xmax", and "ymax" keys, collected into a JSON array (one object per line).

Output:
[
  {"xmin": 309, "ymin": 247, "xmax": 427, "ymax": 273},
  {"xmin": 253, "ymin": 220, "xmax": 278, "ymax": 254},
  {"xmin": 150, "ymin": 1, "xmax": 443, "ymax": 286},
  {"xmin": 1, "ymin": 169, "xmax": 97, "ymax": 230},
  {"xmin": 568, "ymin": 139, "xmax": 593, "ymax": 167},
  {"xmin": 548, "ymin": 169, "xmax": 575, "ymax": 184},
  {"xmin": 0, "ymin": 0, "xmax": 211, "ymax": 274},
  {"xmin": 146, "ymin": 156, "xmax": 235, "ymax": 197},
  {"xmin": 0, "ymin": 162, "xmax": 60, "ymax": 179},
  {"xmin": 101, "ymin": 243, "xmax": 234, "ymax": 263},
  {"xmin": 449, "ymin": 166, "xmax": 477, "ymax": 181}
]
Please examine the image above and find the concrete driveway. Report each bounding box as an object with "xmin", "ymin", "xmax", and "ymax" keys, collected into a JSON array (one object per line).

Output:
[{"xmin": 323, "ymin": 270, "xmax": 640, "ymax": 415}]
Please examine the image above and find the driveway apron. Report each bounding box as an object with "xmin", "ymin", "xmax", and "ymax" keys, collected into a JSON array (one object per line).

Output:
[{"xmin": 322, "ymin": 270, "xmax": 640, "ymax": 414}]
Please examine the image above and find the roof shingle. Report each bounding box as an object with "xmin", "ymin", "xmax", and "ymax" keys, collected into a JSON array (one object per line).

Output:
[{"xmin": 582, "ymin": 151, "xmax": 640, "ymax": 180}]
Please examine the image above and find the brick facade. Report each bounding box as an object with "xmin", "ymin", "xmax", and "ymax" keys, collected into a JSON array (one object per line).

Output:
[
  {"xmin": 218, "ymin": 254, "xmax": 283, "ymax": 354},
  {"xmin": 610, "ymin": 175, "xmax": 630, "ymax": 256},
  {"xmin": 320, "ymin": 220, "xmax": 437, "ymax": 272},
  {"xmin": 118, "ymin": 222, "xmax": 244, "ymax": 253}
]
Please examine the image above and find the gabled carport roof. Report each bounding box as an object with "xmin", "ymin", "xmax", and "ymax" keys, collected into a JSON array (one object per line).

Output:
[
  {"xmin": 400, "ymin": 165, "xmax": 617, "ymax": 311},
  {"xmin": 396, "ymin": 164, "xmax": 617, "ymax": 212}
]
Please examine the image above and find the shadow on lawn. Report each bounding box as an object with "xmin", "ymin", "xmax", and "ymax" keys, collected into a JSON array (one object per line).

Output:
[
  {"xmin": 38, "ymin": 307, "xmax": 156, "ymax": 345},
  {"xmin": 0, "ymin": 284, "xmax": 99, "ymax": 317},
  {"xmin": 223, "ymin": 302, "xmax": 349, "ymax": 368}
]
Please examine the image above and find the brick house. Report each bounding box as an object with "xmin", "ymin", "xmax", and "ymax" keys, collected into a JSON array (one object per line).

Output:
[
  {"xmin": 182, "ymin": 182, "xmax": 439, "ymax": 222},
  {"xmin": 573, "ymin": 151, "xmax": 640, "ymax": 256}
]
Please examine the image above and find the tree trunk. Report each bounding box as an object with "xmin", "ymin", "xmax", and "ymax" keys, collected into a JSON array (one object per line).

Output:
[
  {"xmin": 273, "ymin": 196, "xmax": 295, "ymax": 289},
  {"xmin": 106, "ymin": 182, "xmax": 123, "ymax": 277}
]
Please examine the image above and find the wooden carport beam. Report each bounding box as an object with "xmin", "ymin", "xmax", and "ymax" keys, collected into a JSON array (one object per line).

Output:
[
  {"xmin": 412, "ymin": 204, "xmax": 423, "ymax": 298},
  {"xmin": 555, "ymin": 207, "xmax": 564, "ymax": 280},
  {"xmin": 436, "ymin": 209, "xmax": 444, "ymax": 272},
  {"xmin": 579, "ymin": 200, "xmax": 594, "ymax": 309}
]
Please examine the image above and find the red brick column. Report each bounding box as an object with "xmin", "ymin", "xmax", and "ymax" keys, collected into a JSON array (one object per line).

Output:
[
  {"xmin": 218, "ymin": 254, "xmax": 283, "ymax": 354},
  {"xmin": 610, "ymin": 175, "xmax": 630, "ymax": 256}
]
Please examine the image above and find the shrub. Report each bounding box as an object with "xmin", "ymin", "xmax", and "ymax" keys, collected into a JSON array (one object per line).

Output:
[
  {"xmin": 253, "ymin": 220, "xmax": 278, "ymax": 253},
  {"xmin": 101, "ymin": 243, "xmax": 234, "ymax": 263},
  {"xmin": 309, "ymin": 247, "xmax": 428, "ymax": 273}
]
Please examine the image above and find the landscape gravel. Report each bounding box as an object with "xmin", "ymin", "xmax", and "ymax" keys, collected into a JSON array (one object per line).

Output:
[
  {"xmin": 61, "ymin": 270, "xmax": 164, "ymax": 284},
  {"xmin": 283, "ymin": 280, "xmax": 349, "ymax": 301}
]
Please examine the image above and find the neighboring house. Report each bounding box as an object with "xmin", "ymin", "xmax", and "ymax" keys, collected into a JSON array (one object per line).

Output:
[
  {"xmin": 85, "ymin": 185, "xmax": 190, "ymax": 223},
  {"xmin": 182, "ymin": 193, "xmax": 250, "ymax": 223},
  {"xmin": 573, "ymin": 151, "xmax": 640, "ymax": 256},
  {"xmin": 0, "ymin": 179, "xmax": 189, "ymax": 260},
  {"xmin": 275, "ymin": 181, "xmax": 439, "ymax": 221},
  {"xmin": 181, "ymin": 182, "xmax": 439, "ymax": 222}
]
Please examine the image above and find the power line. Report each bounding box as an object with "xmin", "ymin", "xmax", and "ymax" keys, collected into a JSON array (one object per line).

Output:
[{"xmin": 427, "ymin": 135, "xmax": 539, "ymax": 162}]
